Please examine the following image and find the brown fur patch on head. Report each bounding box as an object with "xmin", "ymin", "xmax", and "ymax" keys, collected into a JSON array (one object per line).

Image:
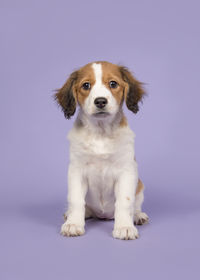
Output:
[
  {"xmin": 119, "ymin": 66, "xmax": 145, "ymax": 114},
  {"xmin": 74, "ymin": 63, "xmax": 95, "ymax": 106},
  {"xmin": 100, "ymin": 61, "xmax": 126, "ymax": 105},
  {"xmin": 96, "ymin": 61, "xmax": 145, "ymax": 114},
  {"xmin": 54, "ymin": 63, "xmax": 95, "ymax": 118}
]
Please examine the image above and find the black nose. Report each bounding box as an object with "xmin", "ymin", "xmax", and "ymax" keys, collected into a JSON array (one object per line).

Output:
[{"xmin": 94, "ymin": 97, "xmax": 108, "ymax": 109}]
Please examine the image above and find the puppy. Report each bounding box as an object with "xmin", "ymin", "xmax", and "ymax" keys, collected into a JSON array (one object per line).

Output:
[{"xmin": 55, "ymin": 61, "xmax": 148, "ymax": 240}]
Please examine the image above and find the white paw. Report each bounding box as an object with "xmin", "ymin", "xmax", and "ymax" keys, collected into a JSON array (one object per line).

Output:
[
  {"xmin": 60, "ymin": 222, "xmax": 85, "ymax": 237},
  {"xmin": 134, "ymin": 212, "xmax": 149, "ymax": 225},
  {"xmin": 112, "ymin": 225, "xmax": 139, "ymax": 240}
]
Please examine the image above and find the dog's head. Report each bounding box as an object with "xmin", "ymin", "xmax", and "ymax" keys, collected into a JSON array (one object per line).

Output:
[{"xmin": 55, "ymin": 61, "xmax": 145, "ymax": 120}]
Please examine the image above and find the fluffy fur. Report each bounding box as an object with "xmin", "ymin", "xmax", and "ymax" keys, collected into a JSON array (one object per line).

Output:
[{"xmin": 55, "ymin": 61, "xmax": 148, "ymax": 240}]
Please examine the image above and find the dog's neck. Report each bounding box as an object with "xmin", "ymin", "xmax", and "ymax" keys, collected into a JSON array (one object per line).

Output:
[{"xmin": 74, "ymin": 108, "xmax": 127, "ymax": 136}]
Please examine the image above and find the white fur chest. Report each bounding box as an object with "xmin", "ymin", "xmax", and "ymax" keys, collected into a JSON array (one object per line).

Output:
[
  {"xmin": 67, "ymin": 124, "xmax": 136, "ymax": 218},
  {"xmin": 68, "ymin": 125, "xmax": 135, "ymax": 161}
]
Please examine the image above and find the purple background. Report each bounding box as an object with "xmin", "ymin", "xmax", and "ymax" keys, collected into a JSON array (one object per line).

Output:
[{"xmin": 1, "ymin": 0, "xmax": 200, "ymax": 279}]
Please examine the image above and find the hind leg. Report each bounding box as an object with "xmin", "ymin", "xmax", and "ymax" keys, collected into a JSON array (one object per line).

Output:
[{"xmin": 134, "ymin": 180, "xmax": 149, "ymax": 225}]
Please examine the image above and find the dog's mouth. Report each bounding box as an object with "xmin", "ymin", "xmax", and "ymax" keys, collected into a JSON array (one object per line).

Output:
[{"xmin": 93, "ymin": 111, "xmax": 110, "ymax": 118}]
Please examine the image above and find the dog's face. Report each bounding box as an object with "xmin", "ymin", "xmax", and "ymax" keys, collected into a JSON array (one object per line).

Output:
[{"xmin": 55, "ymin": 61, "xmax": 145, "ymax": 120}]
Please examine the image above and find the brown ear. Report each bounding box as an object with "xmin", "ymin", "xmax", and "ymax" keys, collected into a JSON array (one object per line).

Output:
[
  {"xmin": 54, "ymin": 71, "xmax": 78, "ymax": 119},
  {"xmin": 119, "ymin": 66, "xmax": 145, "ymax": 113}
]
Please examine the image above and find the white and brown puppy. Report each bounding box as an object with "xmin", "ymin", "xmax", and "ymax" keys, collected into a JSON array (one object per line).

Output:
[{"xmin": 55, "ymin": 61, "xmax": 148, "ymax": 240}]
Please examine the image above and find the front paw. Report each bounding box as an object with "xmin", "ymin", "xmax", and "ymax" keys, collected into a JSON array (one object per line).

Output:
[
  {"xmin": 112, "ymin": 225, "xmax": 139, "ymax": 240},
  {"xmin": 60, "ymin": 222, "xmax": 85, "ymax": 237}
]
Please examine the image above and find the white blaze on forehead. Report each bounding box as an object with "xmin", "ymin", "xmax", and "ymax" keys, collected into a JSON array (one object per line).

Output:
[
  {"xmin": 91, "ymin": 62, "xmax": 108, "ymax": 99},
  {"xmin": 92, "ymin": 63, "xmax": 102, "ymax": 85}
]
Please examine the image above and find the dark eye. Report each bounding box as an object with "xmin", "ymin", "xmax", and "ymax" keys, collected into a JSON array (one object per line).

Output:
[
  {"xmin": 109, "ymin": 81, "xmax": 118, "ymax": 89},
  {"xmin": 82, "ymin": 82, "xmax": 91, "ymax": 90}
]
